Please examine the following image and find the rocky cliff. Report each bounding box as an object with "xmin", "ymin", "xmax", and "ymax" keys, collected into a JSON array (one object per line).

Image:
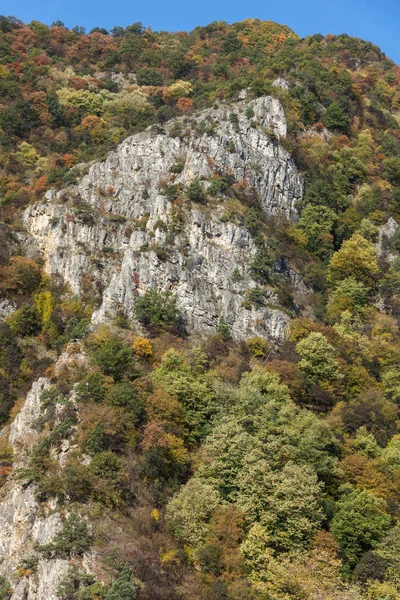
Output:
[
  {"xmin": 24, "ymin": 95, "xmax": 304, "ymax": 342},
  {"xmin": 0, "ymin": 350, "xmax": 97, "ymax": 600},
  {"xmin": 0, "ymin": 376, "xmax": 69, "ymax": 599}
]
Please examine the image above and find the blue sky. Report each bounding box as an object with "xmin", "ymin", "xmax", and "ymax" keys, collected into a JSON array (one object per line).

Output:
[{"xmin": 3, "ymin": 0, "xmax": 400, "ymax": 65}]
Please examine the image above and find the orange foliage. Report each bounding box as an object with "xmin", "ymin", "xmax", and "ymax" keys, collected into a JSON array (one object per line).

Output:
[
  {"xmin": 176, "ymin": 97, "xmax": 193, "ymax": 112},
  {"xmin": 68, "ymin": 77, "xmax": 89, "ymax": 90},
  {"xmin": 340, "ymin": 454, "xmax": 393, "ymax": 499},
  {"xmin": 61, "ymin": 154, "xmax": 75, "ymax": 167},
  {"xmin": 80, "ymin": 115, "xmax": 102, "ymax": 129},
  {"xmin": 34, "ymin": 176, "xmax": 48, "ymax": 194},
  {"xmin": 33, "ymin": 54, "xmax": 51, "ymax": 66}
]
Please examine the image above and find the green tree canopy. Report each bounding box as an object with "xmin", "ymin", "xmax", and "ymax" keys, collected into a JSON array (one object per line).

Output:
[
  {"xmin": 330, "ymin": 488, "xmax": 392, "ymax": 567},
  {"xmin": 296, "ymin": 332, "xmax": 342, "ymax": 385}
]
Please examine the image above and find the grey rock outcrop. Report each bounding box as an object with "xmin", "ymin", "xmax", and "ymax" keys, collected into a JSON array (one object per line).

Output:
[
  {"xmin": 0, "ymin": 352, "xmax": 90, "ymax": 599},
  {"xmin": 0, "ymin": 378, "xmax": 70, "ymax": 600},
  {"xmin": 377, "ymin": 217, "xmax": 399, "ymax": 262},
  {"xmin": 23, "ymin": 95, "xmax": 305, "ymax": 342},
  {"xmin": 0, "ymin": 298, "xmax": 15, "ymax": 321},
  {"xmin": 272, "ymin": 77, "xmax": 289, "ymax": 90}
]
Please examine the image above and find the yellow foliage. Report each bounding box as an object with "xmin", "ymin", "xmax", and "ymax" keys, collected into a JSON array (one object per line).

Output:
[
  {"xmin": 327, "ymin": 234, "xmax": 379, "ymax": 287},
  {"xmin": 354, "ymin": 129, "xmax": 374, "ymax": 162},
  {"xmin": 15, "ymin": 567, "xmax": 32, "ymax": 578},
  {"xmin": 160, "ymin": 549, "xmax": 180, "ymax": 566},
  {"xmin": 151, "ymin": 508, "xmax": 159, "ymax": 521},
  {"xmin": 103, "ymin": 87, "xmax": 153, "ymax": 116},
  {"xmin": 161, "ymin": 432, "xmax": 189, "ymax": 465},
  {"xmin": 263, "ymin": 549, "xmax": 359, "ymax": 600},
  {"xmin": 85, "ymin": 324, "xmax": 114, "ymax": 349},
  {"xmin": 17, "ymin": 142, "xmax": 40, "ymax": 167},
  {"xmin": 190, "ymin": 53, "xmax": 203, "ymax": 65},
  {"xmin": 365, "ymin": 581, "xmax": 400, "ymax": 600},
  {"xmin": 132, "ymin": 336, "xmax": 153, "ymax": 360},
  {"xmin": 57, "ymin": 87, "xmax": 112, "ymax": 114},
  {"xmin": 163, "ymin": 80, "xmax": 193, "ymax": 101},
  {"xmin": 0, "ymin": 439, "xmax": 13, "ymax": 461},
  {"xmin": 35, "ymin": 290, "xmax": 55, "ymax": 325},
  {"xmin": 289, "ymin": 225, "xmax": 308, "ymax": 247},
  {"xmin": 246, "ymin": 337, "xmax": 270, "ymax": 359},
  {"xmin": 19, "ymin": 359, "xmax": 33, "ymax": 381}
]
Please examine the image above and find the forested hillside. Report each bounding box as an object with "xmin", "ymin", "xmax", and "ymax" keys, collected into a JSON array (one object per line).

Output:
[{"xmin": 0, "ymin": 15, "xmax": 400, "ymax": 600}]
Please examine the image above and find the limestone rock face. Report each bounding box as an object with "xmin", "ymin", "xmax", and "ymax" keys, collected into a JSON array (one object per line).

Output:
[
  {"xmin": 0, "ymin": 378, "xmax": 70, "ymax": 600},
  {"xmin": 23, "ymin": 95, "xmax": 304, "ymax": 342},
  {"xmin": 377, "ymin": 216, "xmax": 399, "ymax": 262},
  {"xmin": 0, "ymin": 354, "xmax": 90, "ymax": 600}
]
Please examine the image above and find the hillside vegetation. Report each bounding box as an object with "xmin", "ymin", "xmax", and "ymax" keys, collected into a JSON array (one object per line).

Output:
[{"xmin": 0, "ymin": 15, "xmax": 400, "ymax": 600}]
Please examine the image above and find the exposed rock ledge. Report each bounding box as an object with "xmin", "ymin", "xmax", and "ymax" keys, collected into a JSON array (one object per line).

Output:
[
  {"xmin": 0, "ymin": 352, "xmax": 93, "ymax": 600},
  {"xmin": 24, "ymin": 95, "xmax": 305, "ymax": 342},
  {"xmin": 0, "ymin": 378, "xmax": 70, "ymax": 600}
]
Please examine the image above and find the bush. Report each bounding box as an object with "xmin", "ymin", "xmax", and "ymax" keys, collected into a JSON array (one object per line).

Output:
[
  {"xmin": 134, "ymin": 289, "xmax": 181, "ymax": 332},
  {"xmin": 85, "ymin": 422, "xmax": 106, "ymax": 455},
  {"xmin": 296, "ymin": 332, "xmax": 342, "ymax": 386},
  {"xmin": 39, "ymin": 513, "xmax": 91, "ymax": 558},
  {"xmin": 0, "ymin": 256, "xmax": 41, "ymax": 295},
  {"xmin": 132, "ymin": 336, "xmax": 153, "ymax": 360},
  {"xmin": 75, "ymin": 372, "xmax": 110, "ymax": 403},
  {"xmin": 57, "ymin": 566, "xmax": 106, "ymax": 600},
  {"xmin": 136, "ymin": 67, "xmax": 162, "ymax": 86},
  {"xmin": 166, "ymin": 479, "xmax": 223, "ymax": 546},
  {"xmin": 383, "ymin": 157, "xmax": 400, "ymax": 186},
  {"xmin": 330, "ymin": 488, "xmax": 392, "ymax": 568},
  {"xmin": 323, "ymin": 101, "xmax": 350, "ymax": 133},
  {"xmin": 186, "ymin": 178, "xmax": 206, "ymax": 203},
  {"xmin": 197, "ymin": 544, "xmax": 222, "ymax": 575},
  {"xmin": 89, "ymin": 450, "xmax": 122, "ymax": 480},
  {"xmin": 104, "ymin": 566, "xmax": 137, "ymax": 600},
  {"xmin": 340, "ymin": 390, "xmax": 397, "ymax": 447},
  {"xmin": 62, "ymin": 460, "xmax": 94, "ymax": 502},
  {"xmin": 250, "ymin": 248, "xmax": 273, "ymax": 284},
  {"xmin": 0, "ymin": 374, "xmax": 16, "ymax": 426},
  {"xmin": 205, "ymin": 580, "xmax": 228, "ymax": 600},
  {"xmin": 217, "ymin": 317, "xmax": 231, "ymax": 341},
  {"xmin": 327, "ymin": 234, "xmax": 379, "ymax": 289},
  {"xmin": 63, "ymin": 316, "xmax": 90, "ymax": 342},
  {"xmin": 169, "ymin": 162, "xmax": 185, "ymax": 174},
  {"xmin": 0, "ymin": 323, "xmax": 20, "ymax": 376},
  {"xmin": 0, "ymin": 577, "xmax": 12, "ymax": 600},
  {"xmin": 6, "ymin": 303, "xmax": 41, "ymax": 337},
  {"xmin": 106, "ymin": 382, "xmax": 143, "ymax": 423},
  {"xmin": 93, "ymin": 339, "xmax": 134, "ymax": 381},
  {"xmin": 246, "ymin": 337, "xmax": 270, "ymax": 359},
  {"xmin": 353, "ymin": 550, "xmax": 388, "ymax": 583}
]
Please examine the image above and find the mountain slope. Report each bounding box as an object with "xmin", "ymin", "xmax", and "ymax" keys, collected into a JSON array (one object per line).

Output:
[{"xmin": 0, "ymin": 16, "xmax": 399, "ymax": 600}]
